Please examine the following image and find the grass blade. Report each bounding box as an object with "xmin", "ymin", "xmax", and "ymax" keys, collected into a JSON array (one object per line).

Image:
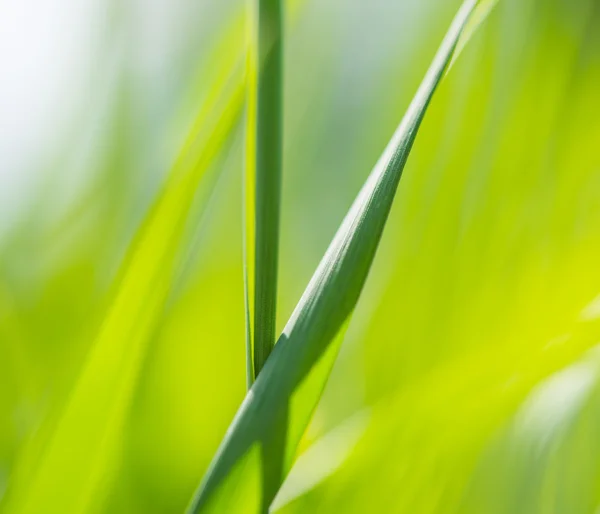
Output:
[
  {"xmin": 3, "ymin": 31, "xmax": 245, "ymax": 514},
  {"xmin": 187, "ymin": 1, "xmax": 488, "ymax": 512},
  {"xmin": 245, "ymin": 0, "xmax": 284, "ymax": 388},
  {"xmin": 300, "ymin": 311, "xmax": 600, "ymax": 513}
]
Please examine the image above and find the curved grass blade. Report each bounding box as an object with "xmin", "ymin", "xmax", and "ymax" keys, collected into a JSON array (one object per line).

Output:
[
  {"xmin": 245, "ymin": 0, "xmax": 284, "ymax": 388},
  {"xmin": 187, "ymin": 1, "xmax": 488, "ymax": 512},
  {"xmin": 3, "ymin": 32, "xmax": 245, "ymax": 514}
]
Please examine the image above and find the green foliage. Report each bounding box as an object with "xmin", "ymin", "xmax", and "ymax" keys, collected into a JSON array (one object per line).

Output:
[
  {"xmin": 1, "ymin": 17, "xmax": 245, "ymax": 513},
  {"xmin": 188, "ymin": 1, "xmax": 487, "ymax": 512},
  {"xmin": 2, "ymin": 0, "xmax": 600, "ymax": 513}
]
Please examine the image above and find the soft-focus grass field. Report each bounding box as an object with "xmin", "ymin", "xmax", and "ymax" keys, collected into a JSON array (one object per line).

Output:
[{"xmin": 1, "ymin": 0, "xmax": 600, "ymax": 512}]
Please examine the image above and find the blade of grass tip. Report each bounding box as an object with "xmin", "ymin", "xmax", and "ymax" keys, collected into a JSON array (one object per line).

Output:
[
  {"xmin": 187, "ymin": 1, "xmax": 489, "ymax": 512},
  {"xmin": 3, "ymin": 28, "xmax": 246, "ymax": 514},
  {"xmin": 447, "ymin": 0, "xmax": 500, "ymax": 72},
  {"xmin": 245, "ymin": 0, "xmax": 284, "ymax": 389}
]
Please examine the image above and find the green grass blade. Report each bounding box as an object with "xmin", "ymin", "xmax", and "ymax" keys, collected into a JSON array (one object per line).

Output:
[
  {"xmin": 297, "ymin": 309, "xmax": 600, "ymax": 513},
  {"xmin": 464, "ymin": 345, "xmax": 600, "ymax": 514},
  {"xmin": 448, "ymin": 0, "xmax": 500, "ymax": 72},
  {"xmin": 3, "ymin": 32, "xmax": 245, "ymax": 514},
  {"xmin": 245, "ymin": 0, "xmax": 284, "ymax": 388},
  {"xmin": 187, "ymin": 1, "xmax": 487, "ymax": 512}
]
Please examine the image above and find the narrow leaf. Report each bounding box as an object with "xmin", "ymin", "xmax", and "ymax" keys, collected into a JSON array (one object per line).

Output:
[
  {"xmin": 4, "ymin": 35, "xmax": 245, "ymax": 514},
  {"xmin": 245, "ymin": 0, "xmax": 284, "ymax": 387},
  {"xmin": 187, "ymin": 1, "xmax": 487, "ymax": 512}
]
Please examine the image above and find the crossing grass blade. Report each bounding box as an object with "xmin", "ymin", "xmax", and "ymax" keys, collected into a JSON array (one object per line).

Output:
[
  {"xmin": 187, "ymin": 1, "xmax": 491, "ymax": 512},
  {"xmin": 244, "ymin": 0, "xmax": 284, "ymax": 388}
]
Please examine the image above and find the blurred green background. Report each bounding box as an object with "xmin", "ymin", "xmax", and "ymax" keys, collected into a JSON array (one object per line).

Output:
[{"xmin": 2, "ymin": 0, "xmax": 600, "ymax": 512}]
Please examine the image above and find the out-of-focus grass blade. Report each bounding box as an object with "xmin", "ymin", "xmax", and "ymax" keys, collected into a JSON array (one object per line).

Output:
[
  {"xmin": 295, "ymin": 300, "xmax": 600, "ymax": 513},
  {"xmin": 245, "ymin": 0, "xmax": 284, "ymax": 388},
  {"xmin": 187, "ymin": 1, "xmax": 489, "ymax": 512},
  {"xmin": 271, "ymin": 408, "xmax": 371, "ymax": 512},
  {"xmin": 464, "ymin": 344, "xmax": 600, "ymax": 514},
  {"xmin": 3, "ymin": 28, "xmax": 245, "ymax": 514},
  {"xmin": 448, "ymin": 0, "xmax": 500, "ymax": 71}
]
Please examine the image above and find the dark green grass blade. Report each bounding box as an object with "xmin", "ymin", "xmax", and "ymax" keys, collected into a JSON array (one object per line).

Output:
[
  {"xmin": 245, "ymin": 0, "xmax": 284, "ymax": 388},
  {"xmin": 187, "ymin": 1, "xmax": 487, "ymax": 512}
]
